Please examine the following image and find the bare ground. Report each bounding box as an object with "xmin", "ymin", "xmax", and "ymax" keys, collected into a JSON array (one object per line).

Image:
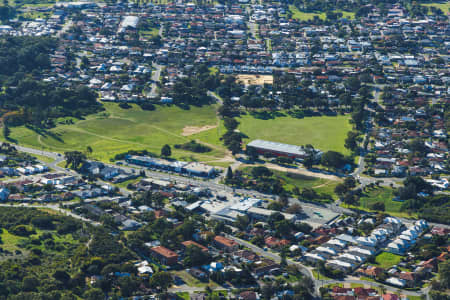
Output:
[{"xmin": 181, "ymin": 125, "xmax": 217, "ymax": 136}]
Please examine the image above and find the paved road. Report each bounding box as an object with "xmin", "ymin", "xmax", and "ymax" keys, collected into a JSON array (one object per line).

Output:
[
  {"xmin": 149, "ymin": 63, "xmax": 162, "ymax": 98},
  {"xmin": 11, "ymin": 144, "xmax": 450, "ymax": 230},
  {"xmin": 148, "ymin": 26, "xmax": 164, "ymax": 98},
  {"xmin": 14, "ymin": 144, "xmax": 67, "ymax": 172},
  {"xmin": 8, "ymin": 144, "xmax": 445, "ymax": 296},
  {"xmin": 226, "ymin": 235, "xmax": 318, "ymax": 293},
  {"xmin": 319, "ymin": 279, "xmax": 431, "ymax": 298},
  {"xmin": 227, "ymin": 235, "xmax": 431, "ymax": 298}
]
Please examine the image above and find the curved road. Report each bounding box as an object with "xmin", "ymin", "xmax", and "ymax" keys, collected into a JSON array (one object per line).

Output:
[{"xmin": 7, "ymin": 144, "xmax": 445, "ymax": 298}]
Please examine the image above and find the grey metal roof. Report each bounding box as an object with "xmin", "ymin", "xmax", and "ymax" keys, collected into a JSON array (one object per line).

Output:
[{"xmin": 247, "ymin": 139, "xmax": 307, "ymax": 156}]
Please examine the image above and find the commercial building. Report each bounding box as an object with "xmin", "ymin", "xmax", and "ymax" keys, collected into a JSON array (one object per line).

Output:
[
  {"xmin": 246, "ymin": 139, "xmax": 322, "ymax": 160},
  {"xmin": 125, "ymin": 155, "xmax": 216, "ymax": 177}
]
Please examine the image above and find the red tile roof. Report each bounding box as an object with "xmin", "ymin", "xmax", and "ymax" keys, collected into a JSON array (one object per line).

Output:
[
  {"xmin": 151, "ymin": 246, "xmax": 178, "ymax": 259},
  {"xmin": 214, "ymin": 235, "xmax": 238, "ymax": 248},
  {"xmin": 182, "ymin": 240, "xmax": 208, "ymax": 252}
]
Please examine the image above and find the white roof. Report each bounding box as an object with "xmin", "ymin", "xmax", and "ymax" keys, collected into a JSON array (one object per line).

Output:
[
  {"xmin": 328, "ymin": 260, "xmax": 354, "ymax": 268},
  {"xmin": 305, "ymin": 253, "xmax": 325, "ymax": 261},
  {"xmin": 316, "ymin": 246, "xmax": 337, "ymax": 255},
  {"xmin": 348, "ymin": 246, "xmax": 374, "ymax": 256},
  {"xmin": 327, "ymin": 239, "xmax": 347, "ymax": 247},
  {"xmin": 247, "ymin": 139, "xmax": 308, "ymax": 157},
  {"xmin": 387, "ymin": 277, "xmax": 405, "ymax": 287},
  {"xmin": 338, "ymin": 253, "xmax": 365, "ymax": 262}
]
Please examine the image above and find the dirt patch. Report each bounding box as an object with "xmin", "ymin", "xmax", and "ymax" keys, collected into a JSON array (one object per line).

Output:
[
  {"xmin": 182, "ymin": 125, "xmax": 217, "ymax": 136},
  {"xmin": 236, "ymin": 74, "xmax": 274, "ymax": 85}
]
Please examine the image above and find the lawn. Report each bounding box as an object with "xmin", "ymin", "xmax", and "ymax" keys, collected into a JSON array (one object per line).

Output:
[
  {"xmin": 0, "ymin": 229, "xmax": 26, "ymax": 253},
  {"xmin": 2, "ymin": 103, "xmax": 228, "ymax": 163},
  {"xmin": 172, "ymin": 270, "xmax": 219, "ymax": 288},
  {"xmin": 288, "ymin": 5, "xmax": 355, "ymax": 20},
  {"xmin": 358, "ymin": 187, "xmax": 402, "ymax": 212},
  {"xmin": 422, "ymin": 2, "xmax": 450, "ymax": 14},
  {"xmin": 3, "ymin": 103, "xmax": 352, "ymax": 163},
  {"xmin": 273, "ymin": 169, "xmax": 340, "ymax": 197},
  {"xmin": 344, "ymin": 186, "xmax": 417, "ymax": 218},
  {"xmin": 312, "ymin": 269, "xmax": 331, "ymax": 280},
  {"xmin": 235, "ymin": 113, "xmax": 352, "ymax": 154},
  {"xmin": 139, "ymin": 28, "xmax": 160, "ymax": 38},
  {"xmin": 288, "ymin": 5, "xmax": 326, "ymax": 20},
  {"xmin": 176, "ymin": 292, "xmax": 190, "ymax": 300},
  {"xmin": 32, "ymin": 153, "xmax": 55, "ymax": 164},
  {"xmin": 372, "ymin": 252, "xmax": 403, "ymax": 269},
  {"xmin": 113, "ymin": 177, "xmax": 142, "ymax": 189}
]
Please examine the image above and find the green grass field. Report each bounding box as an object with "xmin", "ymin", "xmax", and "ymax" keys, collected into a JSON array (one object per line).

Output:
[
  {"xmin": 359, "ymin": 187, "xmax": 402, "ymax": 212},
  {"xmin": 2, "ymin": 103, "xmax": 228, "ymax": 163},
  {"xmin": 139, "ymin": 28, "xmax": 160, "ymax": 38},
  {"xmin": 275, "ymin": 170, "xmax": 339, "ymax": 196},
  {"xmin": 345, "ymin": 186, "xmax": 418, "ymax": 218},
  {"xmin": 235, "ymin": 113, "xmax": 352, "ymax": 154},
  {"xmin": 372, "ymin": 252, "xmax": 403, "ymax": 269},
  {"xmin": 2, "ymin": 103, "xmax": 352, "ymax": 163},
  {"xmin": 172, "ymin": 270, "xmax": 219, "ymax": 288},
  {"xmin": 0, "ymin": 229, "xmax": 26, "ymax": 252},
  {"xmin": 240, "ymin": 167, "xmax": 340, "ymax": 198},
  {"xmin": 288, "ymin": 5, "xmax": 355, "ymax": 20},
  {"xmin": 423, "ymin": 2, "xmax": 450, "ymax": 14}
]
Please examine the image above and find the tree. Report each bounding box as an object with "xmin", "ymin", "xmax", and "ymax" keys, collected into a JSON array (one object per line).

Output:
[
  {"xmin": 64, "ymin": 151, "xmax": 86, "ymax": 170},
  {"xmin": 161, "ymin": 144, "xmax": 171, "ymax": 157},
  {"xmin": 118, "ymin": 276, "xmax": 139, "ymax": 297},
  {"xmin": 184, "ymin": 245, "xmax": 211, "ymax": 267},
  {"xmin": 268, "ymin": 212, "xmax": 284, "ymax": 228},
  {"xmin": 275, "ymin": 220, "xmax": 292, "ymax": 237},
  {"xmin": 321, "ymin": 151, "xmax": 346, "ymax": 169},
  {"xmin": 251, "ymin": 166, "xmax": 272, "ymax": 178},
  {"xmin": 343, "ymin": 192, "xmax": 357, "ymax": 205},
  {"xmin": 223, "ymin": 117, "xmax": 239, "ymax": 131},
  {"xmin": 345, "ymin": 76, "xmax": 361, "ymax": 91},
  {"xmin": 149, "ymin": 272, "xmax": 173, "ymax": 292},
  {"xmin": 226, "ymin": 166, "xmax": 233, "ymax": 181},
  {"xmin": 3, "ymin": 123, "xmax": 10, "ymax": 140},
  {"xmin": 228, "ymin": 139, "xmax": 241, "ymax": 155},
  {"xmin": 234, "ymin": 215, "xmax": 250, "ymax": 231},
  {"xmin": 80, "ymin": 56, "xmax": 90, "ymax": 69},
  {"xmin": 334, "ymin": 183, "xmax": 348, "ymax": 196},
  {"xmin": 245, "ymin": 146, "xmax": 258, "ymax": 161},
  {"xmin": 83, "ymin": 288, "xmax": 104, "ymax": 300},
  {"xmin": 22, "ymin": 276, "xmax": 38, "ymax": 292},
  {"xmin": 438, "ymin": 260, "xmax": 450, "ymax": 289},
  {"xmin": 345, "ymin": 131, "xmax": 359, "ymax": 152},
  {"xmin": 279, "ymin": 194, "xmax": 289, "ymax": 207},
  {"xmin": 267, "ymin": 201, "xmax": 283, "ymax": 211},
  {"xmin": 286, "ymin": 204, "xmax": 303, "ymax": 214},
  {"xmin": 86, "ymin": 146, "xmax": 93, "ymax": 156},
  {"xmin": 251, "ymin": 235, "xmax": 265, "ymax": 247},
  {"xmin": 344, "ymin": 177, "xmax": 357, "ymax": 189},
  {"xmin": 53, "ymin": 270, "xmax": 71, "ymax": 285}
]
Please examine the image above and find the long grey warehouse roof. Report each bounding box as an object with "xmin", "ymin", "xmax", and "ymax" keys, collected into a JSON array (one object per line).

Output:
[{"xmin": 247, "ymin": 139, "xmax": 307, "ymax": 156}]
